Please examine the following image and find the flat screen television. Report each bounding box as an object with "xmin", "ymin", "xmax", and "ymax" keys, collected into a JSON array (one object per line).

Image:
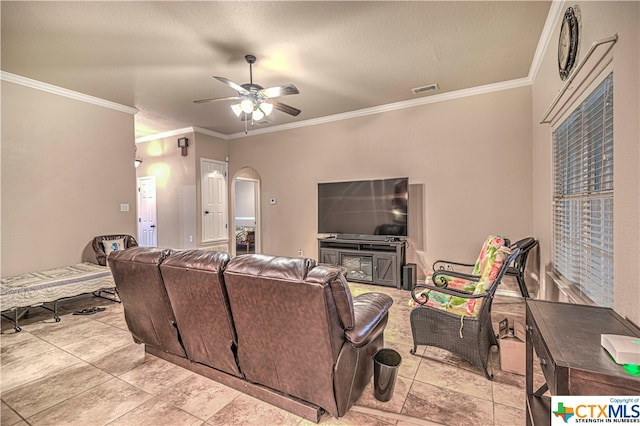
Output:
[{"xmin": 317, "ymin": 177, "xmax": 408, "ymax": 238}]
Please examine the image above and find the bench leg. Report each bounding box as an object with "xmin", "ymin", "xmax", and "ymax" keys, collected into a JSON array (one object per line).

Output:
[
  {"xmin": 93, "ymin": 288, "xmax": 120, "ymax": 303},
  {"xmin": 1, "ymin": 308, "xmax": 28, "ymax": 332},
  {"xmin": 40, "ymin": 302, "xmax": 61, "ymax": 322}
]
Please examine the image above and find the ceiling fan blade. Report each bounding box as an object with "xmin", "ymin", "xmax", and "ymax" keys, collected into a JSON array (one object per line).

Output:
[
  {"xmin": 261, "ymin": 84, "xmax": 299, "ymax": 99},
  {"xmin": 193, "ymin": 95, "xmax": 241, "ymax": 104},
  {"xmin": 214, "ymin": 76, "xmax": 249, "ymax": 94},
  {"xmin": 271, "ymin": 101, "xmax": 301, "ymax": 116}
]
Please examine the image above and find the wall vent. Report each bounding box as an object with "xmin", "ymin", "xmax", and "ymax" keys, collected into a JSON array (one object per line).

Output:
[{"xmin": 411, "ymin": 84, "xmax": 439, "ymax": 95}]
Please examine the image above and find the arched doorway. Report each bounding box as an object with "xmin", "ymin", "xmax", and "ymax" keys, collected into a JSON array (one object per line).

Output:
[{"xmin": 231, "ymin": 167, "xmax": 261, "ymax": 256}]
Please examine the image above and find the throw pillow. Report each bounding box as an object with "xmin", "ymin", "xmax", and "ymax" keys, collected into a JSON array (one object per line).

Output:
[{"xmin": 102, "ymin": 238, "xmax": 125, "ymax": 256}]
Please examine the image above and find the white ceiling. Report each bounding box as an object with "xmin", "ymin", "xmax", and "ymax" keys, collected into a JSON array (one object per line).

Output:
[{"xmin": 1, "ymin": 1, "xmax": 551, "ymax": 138}]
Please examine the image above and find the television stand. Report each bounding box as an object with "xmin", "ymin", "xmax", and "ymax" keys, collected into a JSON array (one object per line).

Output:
[{"xmin": 317, "ymin": 237, "xmax": 406, "ymax": 288}]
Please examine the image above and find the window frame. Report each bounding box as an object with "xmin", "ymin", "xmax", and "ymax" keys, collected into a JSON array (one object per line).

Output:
[{"xmin": 551, "ymin": 67, "xmax": 614, "ymax": 307}]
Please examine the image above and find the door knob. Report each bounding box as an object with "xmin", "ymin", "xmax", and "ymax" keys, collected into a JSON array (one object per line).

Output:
[
  {"xmin": 150, "ymin": 225, "xmax": 156, "ymax": 228},
  {"xmin": 204, "ymin": 211, "xmax": 210, "ymax": 214}
]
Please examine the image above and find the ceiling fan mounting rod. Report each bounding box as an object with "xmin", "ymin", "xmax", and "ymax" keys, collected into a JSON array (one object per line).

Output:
[{"xmin": 245, "ymin": 54, "xmax": 256, "ymax": 85}]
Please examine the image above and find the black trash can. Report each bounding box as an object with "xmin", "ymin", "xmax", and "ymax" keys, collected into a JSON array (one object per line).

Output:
[{"xmin": 373, "ymin": 348, "xmax": 402, "ymax": 402}]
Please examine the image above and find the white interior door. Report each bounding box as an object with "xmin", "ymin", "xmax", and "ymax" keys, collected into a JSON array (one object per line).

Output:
[
  {"xmin": 137, "ymin": 176, "xmax": 158, "ymax": 247},
  {"xmin": 201, "ymin": 159, "xmax": 228, "ymax": 243}
]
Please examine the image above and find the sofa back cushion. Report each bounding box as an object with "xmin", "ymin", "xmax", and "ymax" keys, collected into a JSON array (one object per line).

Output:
[
  {"xmin": 223, "ymin": 254, "xmax": 349, "ymax": 414},
  {"xmin": 306, "ymin": 265, "xmax": 355, "ymax": 330},
  {"xmin": 108, "ymin": 247, "xmax": 186, "ymax": 357},
  {"xmin": 160, "ymin": 249, "xmax": 241, "ymax": 377}
]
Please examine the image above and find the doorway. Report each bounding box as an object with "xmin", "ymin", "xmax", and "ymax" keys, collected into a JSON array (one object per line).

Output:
[
  {"xmin": 230, "ymin": 167, "xmax": 264, "ymax": 254},
  {"xmin": 137, "ymin": 176, "xmax": 157, "ymax": 247},
  {"xmin": 234, "ymin": 178, "xmax": 259, "ymax": 254}
]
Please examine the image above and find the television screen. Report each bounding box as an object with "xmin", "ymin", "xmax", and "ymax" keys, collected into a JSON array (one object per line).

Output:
[{"xmin": 317, "ymin": 177, "xmax": 408, "ymax": 237}]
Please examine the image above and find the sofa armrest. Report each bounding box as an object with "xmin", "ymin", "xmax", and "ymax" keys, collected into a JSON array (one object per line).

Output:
[{"xmin": 345, "ymin": 293, "xmax": 393, "ymax": 347}]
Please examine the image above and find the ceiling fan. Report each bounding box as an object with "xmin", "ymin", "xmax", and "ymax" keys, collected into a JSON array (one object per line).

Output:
[{"xmin": 194, "ymin": 54, "xmax": 301, "ymax": 125}]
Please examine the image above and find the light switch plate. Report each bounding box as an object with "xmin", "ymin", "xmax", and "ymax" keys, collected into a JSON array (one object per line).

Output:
[{"xmin": 120, "ymin": 204, "xmax": 129, "ymax": 212}]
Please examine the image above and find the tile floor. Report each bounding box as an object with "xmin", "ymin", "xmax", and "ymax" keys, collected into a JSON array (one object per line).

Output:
[{"xmin": 1, "ymin": 279, "xmax": 530, "ymax": 426}]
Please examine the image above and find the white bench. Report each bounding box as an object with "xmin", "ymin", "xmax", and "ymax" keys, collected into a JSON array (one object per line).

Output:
[{"xmin": 1, "ymin": 262, "xmax": 116, "ymax": 332}]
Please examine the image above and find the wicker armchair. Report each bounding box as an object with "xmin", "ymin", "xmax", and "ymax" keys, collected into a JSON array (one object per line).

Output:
[
  {"xmin": 409, "ymin": 236, "xmax": 519, "ymax": 379},
  {"xmin": 430, "ymin": 236, "xmax": 511, "ymax": 276},
  {"xmin": 505, "ymin": 237, "xmax": 538, "ymax": 298}
]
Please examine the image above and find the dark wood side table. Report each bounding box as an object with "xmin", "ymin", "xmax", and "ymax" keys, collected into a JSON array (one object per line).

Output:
[{"xmin": 526, "ymin": 300, "xmax": 640, "ymax": 426}]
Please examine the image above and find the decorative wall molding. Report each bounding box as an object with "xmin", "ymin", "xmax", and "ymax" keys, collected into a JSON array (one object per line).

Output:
[
  {"xmin": 528, "ymin": 0, "xmax": 566, "ymax": 83},
  {"xmin": 135, "ymin": 126, "xmax": 227, "ymax": 143},
  {"xmin": 226, "ymin": 77, "xmax": 532, "ymax": 139},
  {"xmin": 193, "ymin": 126, "xmax": 228, "ymax": 140},
  {"xmin": 4, "ymin": 1, "xmax": 564, "ymax": 142},
  {"xmin": 225, "ymin": 1, "xmax": 564, "ymax": 140},
  {"xmin": 135, "ymin": 127, "xmax": 196, "ymax": 143},
  {"xmin": 138, "ymin": 76, "xmax": 533, "ymax": 142},
  {"xmin": 0, "ymin": 71, "xmax": 138, "ymax": 115}
]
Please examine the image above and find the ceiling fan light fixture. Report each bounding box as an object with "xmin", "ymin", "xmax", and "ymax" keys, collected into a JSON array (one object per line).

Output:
[
  {"xmin": 240, "ymin": 99, "xmax": 254, "ymax": 113},
  {"xmin": 260, "ymin": 102, "xmax": 273, "ymax": 116},
  {"xmin": 252, "ymin": 108, "xmax": 264, "ymax": 121},
  {"xmin": 231, "ymin": 103, "xmax": 243, "ymax": 117},
  {"xmin": 195, "ymin": 54, "xmax": 300, "ymax": 131}
]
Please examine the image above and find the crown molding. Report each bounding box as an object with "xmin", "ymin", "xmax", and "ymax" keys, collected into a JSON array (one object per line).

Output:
[
  {"xmin": 6, "ymin": 0, "xmax": 562, "ymax": 143},
  {"xmin": 135, "ymin": 127, "xmax": 196, "ymax": 143},
  {"xmin": 135, "ymin": 126, "xmax": 228, "ymax": 143},
  {"xmin": 528, "ymin": 0, "xmax": 566, "ymax": 82},
  {"xmin": 1, "ymin": 71, "xmax": 138, "ymax": 115},
  {"xmin": 226, "ymin": 77, "xmax": 532, "ymax": 139},
  {"xmin": 222, "ymin": 1, "xmax": 564, "ymax": 140},
  {"xmin": 193, "ymin": 126, "xmax": 228, "ymax": 140}
]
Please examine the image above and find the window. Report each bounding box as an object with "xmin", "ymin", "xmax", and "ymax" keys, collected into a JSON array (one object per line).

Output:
[{"xmin": 552, "ymin": 72, "xmax": 613, "ymax": 307}]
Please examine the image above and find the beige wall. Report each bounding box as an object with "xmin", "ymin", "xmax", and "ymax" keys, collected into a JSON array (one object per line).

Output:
[
  {"xmin": 1, "ymin": 81, "xmax": 136, "ymax": 276},
  {"xmin": 228, "ymin": 86, "xmax": 534, "ymax": 267},
  {"xmin": 136, "ymin": 131, "xmax": 197, "ymax": 249},
  {"xmin": 135, "ymin": 131, "xmax": 227, "ymax": 249},
  {"xmin": 532, "ymin": 2, "xmax": 640, "ymax": 324}
]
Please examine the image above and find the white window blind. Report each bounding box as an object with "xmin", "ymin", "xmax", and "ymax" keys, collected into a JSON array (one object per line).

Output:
[{"xmin": 552, "ymin": 72, "xmax": 613, "ymax": 307}]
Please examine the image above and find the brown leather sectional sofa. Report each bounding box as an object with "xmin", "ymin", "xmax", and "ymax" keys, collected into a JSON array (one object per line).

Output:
[{"xmin": 108, "ymin": 247, "xmax": 394, "ymax": 422}]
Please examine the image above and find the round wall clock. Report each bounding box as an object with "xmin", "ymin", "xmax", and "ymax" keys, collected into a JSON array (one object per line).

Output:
[{"xmin": 558, "ymin": 6, "xmax": 580, "ymax": 80}]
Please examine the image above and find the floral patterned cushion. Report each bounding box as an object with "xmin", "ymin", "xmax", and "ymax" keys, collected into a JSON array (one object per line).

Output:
[{"xmin": 411, "ymin": 235, "xmax": 510, "ymax": 317}]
